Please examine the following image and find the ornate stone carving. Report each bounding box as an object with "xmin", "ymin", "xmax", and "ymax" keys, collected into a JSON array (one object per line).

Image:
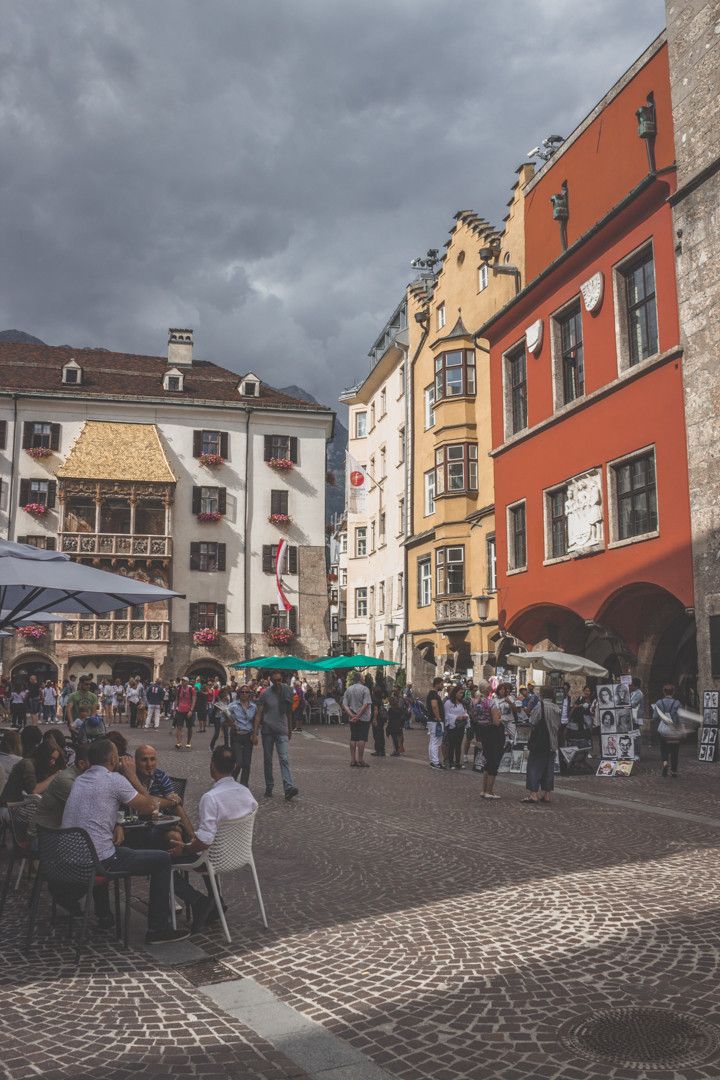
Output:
[
  {"xmin": 580, "ymin": 271, "xmax": 604, "ymax": 313},
  {"xmin": 525, "ymin": 319, "xmax": 543, "ymax": 355},
  {"xmin": 565, "ymin": 469, "xmax": 604, "ymax": 554}
]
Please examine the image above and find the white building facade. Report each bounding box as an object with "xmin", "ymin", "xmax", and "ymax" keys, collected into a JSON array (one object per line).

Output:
[
  {"xmin": 0, "ymin": 330, "xmax": 333, "ymax": 684},
  {"xmin": 341, "ymin": 300, "xmax": 408, "ymax": 668}
]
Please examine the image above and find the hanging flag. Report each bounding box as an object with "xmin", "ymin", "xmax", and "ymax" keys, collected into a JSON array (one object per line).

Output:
[
  {"xmin": 346, "ymin": 452, "xmax": 369, "ymax": 512},
  {"xmin": 275, "ymin": 539, "xmax": 292, "ymax": 613}
]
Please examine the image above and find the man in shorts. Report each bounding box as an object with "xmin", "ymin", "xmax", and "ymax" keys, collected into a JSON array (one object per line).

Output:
[
  {"xmin": 173, "ymin": 677, "xmax": 196, "ymax": 750},
  {"xmin": 342, "ymin": 672, "xmax": 372, "ymax": 768}
]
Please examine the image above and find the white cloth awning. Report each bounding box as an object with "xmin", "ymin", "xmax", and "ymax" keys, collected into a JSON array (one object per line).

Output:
[{"xmin": 505, "ymin": 650, "xmax": 608, "ymax": 678}]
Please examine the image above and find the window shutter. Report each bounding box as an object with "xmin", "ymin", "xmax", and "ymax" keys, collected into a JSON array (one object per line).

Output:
[
  {"xmin": 0, "ymin": 420, "xmax": 6, "ymax": 450},
  {"xmin": 189, "ymin": 603, "xmax": 199, "ymax": 632},
  {"xmin": 191, "ymin": 486, "xmax": 201, "ymax": 514},
  {"xmin": 289, "ymin": 606, "xmax": 298, "ymax": 635},
  {"xmin": 262, "ymin": 604, "xmax": 271, "ymax": 632},
  {"xmin": 46, "ymin": 481, "xmax": 57, "ymax": 509},
  {"xmin": 50, "ymin": 424, "xmax": 61, "ymax": 451},
  {"xmin": 217, "ymin": 487, "xmax": 227, "ymax": 515},
  {"xmin": 216, "ymin": 603, "xmax": 226, "ymax": 632},
  {"xmin": 19, "ymin": 478, "xmax": 30, "ymax": 506},
  {"xmin": 288, "ymin": 546, "xmax": 298, "ymax": 574},
  {"xmin": 193, "ymin": 431, "xmax": 202, "ymax": 457},
  {"xmin": 271, "ymin": 490, "xmax": 288, "ymax": 516},
  {"xmin": 220, "ymin": 432, "xmax": 229, "ymax": 459},
  {"xmin": 189, "ymin": 542, "xmax": 200, "ymax": 570},
  {"xmin": 217, "ymin": 543, "xmax": 226, "ymax": 572},
  {"xmin": 21, "ymin": 423, "xmax": 31, "ymax": 450},
  {"xmin": 264, "ymin": 435, "xmax": 272, "ymax": 462},
  {"xmin": 289, "ymin": 436, "xmax": 298, "ymax": 464},
  {"xmin": 46, "ymin": 537, "xmax": 56, "ymax": 551},
  {"xmin": 262, "ymin": 546, "xmax": 273, "ymax": 574}
]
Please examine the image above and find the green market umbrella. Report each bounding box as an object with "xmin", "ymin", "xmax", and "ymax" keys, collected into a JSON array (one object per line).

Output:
[
  {"xmin": 315, "ymin": 654, "xmax": 397, "ymax": 670},
  {"xmin": 230, "ymin": 655, "xmax": 325, "ymax": 672}
]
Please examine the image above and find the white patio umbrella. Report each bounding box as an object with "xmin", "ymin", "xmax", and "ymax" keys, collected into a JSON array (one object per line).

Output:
[
  {"xmin": 0, "ymin": 539, "xmax": 181, "ymax": 630},
  {"xmin": 505, "ymin": 650, "xmax": 608, "ymax": 678}
]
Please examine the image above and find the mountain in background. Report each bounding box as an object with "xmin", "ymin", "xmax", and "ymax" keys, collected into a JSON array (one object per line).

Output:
[
  {"xmin": 278, "ymin": 384, "xmax": 346, "ymax": 524},
  {"xmin": 0, "ymin": 329, "xmax": 46, "ymax": 345}
]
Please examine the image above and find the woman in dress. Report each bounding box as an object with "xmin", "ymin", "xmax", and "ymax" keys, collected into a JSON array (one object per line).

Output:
[
  {"xmin": 443, "ymin": 685, "xmax": 469, "ymax": 770},
  {"xmin": 386, "ymin": 690, "xmax": 408, "ymax": 756}
]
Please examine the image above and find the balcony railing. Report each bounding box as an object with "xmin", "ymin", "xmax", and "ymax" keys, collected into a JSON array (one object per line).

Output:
[
  {"xmin": 59, "ymin": 533, "xmax": 172, "ymax": 557},
  {"xmin": 60, "ymin": 620, "xmax": 170, "ymax": 643},
  {"xmin": 434, "ymin": 598, "xmax": 472, "ymax": 629}
]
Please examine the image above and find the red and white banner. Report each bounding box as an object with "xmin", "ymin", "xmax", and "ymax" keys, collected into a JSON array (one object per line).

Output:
[
  {"xmin": 346, "ymin": 452, "xmax": 369, "ymax": 512},
  {"xmin": 275, "ymin": 539, "xmax": 292, "ymax": 612}
]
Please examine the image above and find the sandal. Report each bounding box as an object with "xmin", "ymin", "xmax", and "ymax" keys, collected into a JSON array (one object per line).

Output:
[
  {"xmin": 358, "ymin": 761, "xmax": 370, "ymax": 768},
  {"xmin": 350, "ymin": 761, "xmax": 358, "ymax": 767},
  {"xmin": 520, "ymin": 797, "xmax": 537, "ymax": 803}
]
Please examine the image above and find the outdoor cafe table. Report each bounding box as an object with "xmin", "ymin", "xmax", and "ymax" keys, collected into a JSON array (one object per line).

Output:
[{"xmin": 120, "ymin": 814, "xmax": 180, "ymax": 832}]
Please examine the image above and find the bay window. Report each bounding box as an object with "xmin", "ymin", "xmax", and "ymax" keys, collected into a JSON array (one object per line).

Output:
[
  {"xmin": 434, "ymin": 349, "xmax": 476, "ymax": 401},
  {"xmin": 435, "ymin": 546, "xmax": 465, "ymax": 595},
  {"xmin": 435, "ymin": 443, "xmax": 478, "ymax": 495}
]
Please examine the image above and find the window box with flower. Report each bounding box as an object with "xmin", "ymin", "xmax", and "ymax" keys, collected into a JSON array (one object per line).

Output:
[
  {"xmin": 266, "ymin": 626, "xmax": 294, "ymax": 646},
  {"xmin": 327, "ymin": 571, "xmax": 338, "ymax": 582},
  {"xmin": 199, "ymin": 452, "xmax": 224, "ymax": 468},
  {"xmin": 268, "ymin": 513, "xmax": 292, "ymax": 527},
  {"xmin": 268, "ymin": 457, "xmax": 294, "ymax": 472},
  {"xmin": 16, "ymin": 624, "xmax": 47, "ymax": 641},
  {"xmin": 23, "ymin": 502, "xmax": 48, "ymax": 516},
  {"xmin": 25, "ymin": 446, "xmax": 54, "ymax": 460},
  {"xmin": 197, "ymin": 511, "xmax": 222, "ymax": 523},
  {"xmin": 193, "ymin": 627, "xmax": 220, "ymax": 646}
]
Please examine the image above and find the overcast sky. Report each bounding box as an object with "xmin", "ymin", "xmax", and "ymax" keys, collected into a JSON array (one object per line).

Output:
[{"xmin": 1, "ymin": 0, "xmax": 665, "ymax": 407}]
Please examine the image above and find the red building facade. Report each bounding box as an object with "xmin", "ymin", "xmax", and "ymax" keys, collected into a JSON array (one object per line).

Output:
[{"xmin": 482, "ymin": 34, "xmax": 697, "ymax": 701}]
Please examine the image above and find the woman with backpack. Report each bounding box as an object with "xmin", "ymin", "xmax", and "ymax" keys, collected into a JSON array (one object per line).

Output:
[{"xmin": 653, "ymin": 683, "xmax": 684, "ymax": 777}]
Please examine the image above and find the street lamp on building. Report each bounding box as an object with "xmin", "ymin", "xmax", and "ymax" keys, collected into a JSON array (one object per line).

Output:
[
  {"xmin": 386, "ymin": 622, "xmax": 397, "ymax": 642},
  {"xmin": 474, "ymin": 595, "xmax": 491, "ymax": 622}
]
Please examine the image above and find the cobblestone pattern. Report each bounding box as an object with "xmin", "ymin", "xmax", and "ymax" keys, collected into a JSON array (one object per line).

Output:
[{"xmin": 3, "ymin": 723, "xmax": 720, "ymax": 1079}]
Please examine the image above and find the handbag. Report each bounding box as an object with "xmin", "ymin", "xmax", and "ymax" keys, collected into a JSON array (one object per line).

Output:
[{"xmin": 656, "ymin": 704, "xmax": 685, "ymax": 741}]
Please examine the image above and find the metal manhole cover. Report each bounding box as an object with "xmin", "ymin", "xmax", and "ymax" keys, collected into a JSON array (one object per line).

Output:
[{"xmin": 561, "ymin": 1007, "xmax": 720, "ymax": 1069}]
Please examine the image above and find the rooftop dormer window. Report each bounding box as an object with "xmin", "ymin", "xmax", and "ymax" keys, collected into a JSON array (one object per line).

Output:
[
  {"xmin": 164, "ymin": 367, "xmax": 184, "ymax": 392},
  {"xmin": 62, "ymin": 360, "xmax": 82, "ymax": 385},
  {"xmin": 239, "ymin": 373, "xmax": 260, "ymax": 397}
]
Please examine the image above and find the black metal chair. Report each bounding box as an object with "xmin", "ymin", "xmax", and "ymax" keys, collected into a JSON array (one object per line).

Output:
[
  {"xmin": 0, "ymin": 799, "xmax": 39, "ymax": 920},
  {"xmin": 25, "ymin": 826, "xmax": 132, "ymax": 955},
  {"xmin": 168, "ymin": 776, "xmax": 187, "ymax": 801}
]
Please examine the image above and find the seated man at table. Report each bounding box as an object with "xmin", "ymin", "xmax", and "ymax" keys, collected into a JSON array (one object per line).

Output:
[
  {"xmin": 62, "ymin": 737, "xmax": 190, "ymax": 945},
  {"xmin": 169, "ymin": 746, "xmax": 258, "ymax": 933},
  {"xmin": 126, "ymin": 744, "xmax": 192, "ymax": 850}
]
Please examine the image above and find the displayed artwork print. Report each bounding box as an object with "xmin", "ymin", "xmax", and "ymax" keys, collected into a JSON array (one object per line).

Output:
[
  {"xmin": 701, "ymin": 728, "xmax": 718, "ymax": 745},
  {"xmin": 703, "ymin": 708, "xmax": 719, "ymax": 726},
  {"xmin": 615, "ymin": 760, "xmax": 633, "ymax": 777},
  {"xmin": 498, "ymin": 752, "xmax": 513, "ymax": 773},
  {"xmin": 601, "ymin": 733, "xmax": 619, "ymax": 759},
  {"xmin": 597, "ymin": 685, "xmax": 614, "ymax": 708},
  {"xmin": 617, "ymin": 733, "xmax": 637, "ymax": 760},
  {"xmin": 615, "ymin": 709, "xmax": 633, "ymax": 733},
  {"xmin": 704, "ymin": 692, "xmax": 719, "ymax": 709},
  {"xmin": 510, "ymin": 749, "xmax": 524, "ymax": 773},
  {"xmin": 600, "ymin": 710, "xmax": 617, "ymax": 732},
  {"xmin": 699, "ymin": 744, "xmax": 717, "ymax": 762},
  {"xmin": 597, "ymin": 760, "xmax": 616, "ymax": 777},
  {"xmin": 614, "ymin": 683, "xmax": 630, "ymax": 706}
]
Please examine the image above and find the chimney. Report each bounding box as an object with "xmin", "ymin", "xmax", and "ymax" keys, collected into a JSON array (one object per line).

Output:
[{"xmin": 167, "ymin": 327, "xmax": 193, "ymax": 366}]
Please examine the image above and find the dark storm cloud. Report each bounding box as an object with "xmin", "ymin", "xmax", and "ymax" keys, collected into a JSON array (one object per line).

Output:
[{"xmin": 0, "ymin": 0, "xmax": 665, "ymax": 403}]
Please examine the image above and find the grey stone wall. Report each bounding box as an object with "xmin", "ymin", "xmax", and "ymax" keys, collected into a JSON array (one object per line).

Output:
[
  {"xmin": 297, "ymin": 544, "xmax": 331, "ymax": 659},
  {"xmin": 666, "ymin": 0, "xmax": 720, "ymax": 688}
]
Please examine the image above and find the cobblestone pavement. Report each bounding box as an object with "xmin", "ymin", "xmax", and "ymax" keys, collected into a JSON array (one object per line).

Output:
[{"xmin": 3, "ymin": 720, "xmax": 720, "ymax": 1079}]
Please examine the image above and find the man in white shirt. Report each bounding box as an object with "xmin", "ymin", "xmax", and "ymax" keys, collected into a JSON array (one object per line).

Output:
[
  {"xmin": 169, "ymin": 746, "xmax": 258, "ymax": 932},
  {"xmin": 62, "ymin": 738, "xmax": 190, "ymax": 944}
]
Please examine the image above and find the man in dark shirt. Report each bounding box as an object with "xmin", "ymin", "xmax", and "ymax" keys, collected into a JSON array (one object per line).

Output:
[{"xmin": 426, "ymin": 677, "xmax": 445, "ymax": 770}]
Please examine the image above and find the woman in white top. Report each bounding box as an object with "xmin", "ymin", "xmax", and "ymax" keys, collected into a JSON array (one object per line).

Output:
[{"xmin": 443, "ymin": 685, "xmax": 469, "ymax": 770}]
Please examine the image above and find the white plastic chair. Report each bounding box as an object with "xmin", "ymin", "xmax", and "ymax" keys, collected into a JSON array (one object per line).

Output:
[{"xmin": 169, "ymin": 810, "xmax": 267, "ymax": 943}]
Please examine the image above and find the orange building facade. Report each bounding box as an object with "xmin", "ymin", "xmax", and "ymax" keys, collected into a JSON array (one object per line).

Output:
[{"xmin": 482, "ymin": 34, "xmax": 697, "ymax": 701}]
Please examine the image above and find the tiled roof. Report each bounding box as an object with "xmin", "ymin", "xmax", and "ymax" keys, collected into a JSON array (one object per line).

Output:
[
  {"xmin": 0, "ymin": 342, "xmax": 331, "ymax": 412},
  {"xmin": 56, "ymin": 422, "xmax": 176, "ymax": 483}
]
